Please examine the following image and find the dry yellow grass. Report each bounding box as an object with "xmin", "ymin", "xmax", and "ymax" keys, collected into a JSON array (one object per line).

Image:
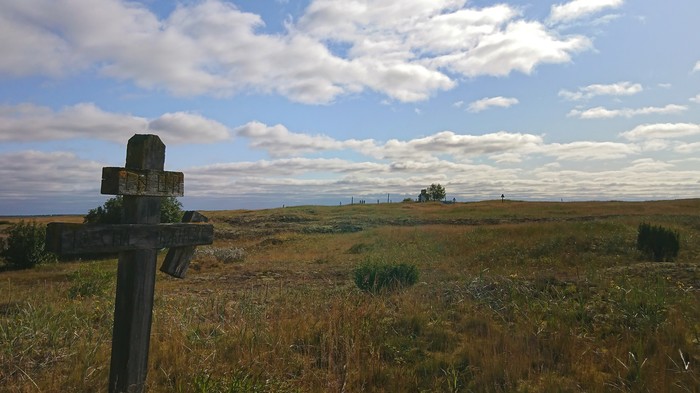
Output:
[{"xmin": 1, "ymin": 200, "xmax": 699, "ymax": 392}]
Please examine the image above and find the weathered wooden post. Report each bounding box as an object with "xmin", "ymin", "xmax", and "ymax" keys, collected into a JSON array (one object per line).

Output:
[{"xmin": 46, "ymin": 134, "xmax": 213, "ymax": 393}]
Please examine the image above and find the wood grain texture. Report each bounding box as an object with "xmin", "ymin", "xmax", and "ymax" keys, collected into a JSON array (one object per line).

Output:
[
  {"xmin": 160, "ymin": 211, "xmax": 210, "ymax": 278},
  {"xmin": 110, "ymin": 134, "xmax": 163, "ymax": 393},
  {"xmin": 46, "ymin": 222, "xmax": 213, "ymax": 254},
  {"xmin": 101, "ymin": 167, "xmax": 184, "ymax": 197}
]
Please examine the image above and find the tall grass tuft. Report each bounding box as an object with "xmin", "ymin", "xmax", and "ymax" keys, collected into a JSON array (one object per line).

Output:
[
  {"xmin": 353, "ymin": 260, "xmax": 418, "ymax": 293},
  {"xmin": 636, "ymin": 223, "xmax": 680, "ymax": 261}
]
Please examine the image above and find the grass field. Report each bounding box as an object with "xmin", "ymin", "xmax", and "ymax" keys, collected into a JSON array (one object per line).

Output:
[{"xmin": 1, "ymin": 200, "xmax": 699, "ymax": 392}]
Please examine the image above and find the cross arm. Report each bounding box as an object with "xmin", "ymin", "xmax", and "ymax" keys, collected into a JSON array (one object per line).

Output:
[{"xmin": 46, "ymin": 222, "xmax": 213, "ymax": 255}]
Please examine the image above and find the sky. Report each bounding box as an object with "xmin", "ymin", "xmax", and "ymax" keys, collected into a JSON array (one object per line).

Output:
[{"xmin": 1, "ymin": 0, "xmax": 700, "ymax": 215}]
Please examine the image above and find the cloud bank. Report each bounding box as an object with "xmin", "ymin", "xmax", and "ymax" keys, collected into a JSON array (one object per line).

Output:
[{"xmin": 568, "ymin": 104, "xmax": 687, "ymax": 119}]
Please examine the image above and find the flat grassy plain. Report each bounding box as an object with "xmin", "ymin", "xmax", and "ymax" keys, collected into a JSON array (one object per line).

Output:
[{"xmin": 1, "ymin": 200, "xmax": 699, "ymax": 392}]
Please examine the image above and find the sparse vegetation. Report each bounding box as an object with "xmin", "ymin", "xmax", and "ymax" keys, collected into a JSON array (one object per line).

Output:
[
  {"xmin": 1, "ymin": 200, "xmax": 699, "ymax": 392},
  {"xmin": 195, "ymin": 246, "xmax": 246, "ymax": 264}
]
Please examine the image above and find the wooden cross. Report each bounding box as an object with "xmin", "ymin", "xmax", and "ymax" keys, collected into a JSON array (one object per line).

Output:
[{"xmin": 46, "ymin": 134, "xmax": 213, "ymax": 393}]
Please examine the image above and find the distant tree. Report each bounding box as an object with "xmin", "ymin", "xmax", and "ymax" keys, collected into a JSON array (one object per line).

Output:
[
  {"xmin": 427, "ymin": 183, "xmax": 446, "ymax": 201},
  {"xmin": 84, "ymin": 196, "xmax": 183, "ymax": 224},
  {"xmin": 84, "ymin": 196, "xmax": 123, "ymax": 224}
]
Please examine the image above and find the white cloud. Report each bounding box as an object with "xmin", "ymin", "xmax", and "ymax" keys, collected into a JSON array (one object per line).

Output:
[
  {"xmin": 0, "ymin": 0, "xmax": 596, "ymax": 104},
  {"xmin": 542, "ymin": 141, "xmax": 638, "ymax": 161},
  {"xmin": 235, "ymin": 121, "xmax": 347, "ymax": 157},
  {"xmin": 427, "ymin": 19, "xmax": 590, "ymax": 77},
  {"xmin": 148, "ymin": 112, "xmax": 231, "ymax": 144},
  {"xmin": 379, "ymin": 131, "xmax": 543, "ymax": 160},
  {"xmin": 548, "ymin": 0, "xmax": 624, "ymax": 25},
  {"xmin": 568, "ymin": 104, "xmax": 687, "ymax": 119},
  {"xmin": 620, "ymin": 123, "xmax": 700, "ymax": 140},
  {"xmin": 467, "ymin": 96, "xmax": 519, "ymax": 113},
  {"xmin": 0, "ymin": 103, "xmax": 231, "ymax": 144},
  {"xmin": 693, "ymin": 61, "xmax": 700, "ymax": 73},
  {"xmin": 559, "ymin": 81, "xmax": 642, "ymax": 101},
  {"xmin": 674, "ymin": 142, "xmax": 700, "ymax": 154},
  {"xmin": 690, "ymin": 94, "xmax": 700, "ymax": 104}
]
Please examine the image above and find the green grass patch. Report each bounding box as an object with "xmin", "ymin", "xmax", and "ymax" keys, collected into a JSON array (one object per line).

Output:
[{"xmin": 353, "ymin": 260, "xmax": 419, "ymax": 293}]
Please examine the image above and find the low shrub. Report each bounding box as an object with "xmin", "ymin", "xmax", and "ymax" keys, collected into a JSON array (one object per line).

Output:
[
  {"xmin": 353, "ymin": 260, "xmax": 418, "ymax": 293},
  {"xmin": 1, "ymin": 221, "xmax": 55, "ymax": 269},
  {"xmin": 636, "ymin": 223, "xmax": 680, "ymax": 262}
]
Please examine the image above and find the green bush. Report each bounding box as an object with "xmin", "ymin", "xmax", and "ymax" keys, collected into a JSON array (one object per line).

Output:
[
  {"xmin": 1, "ymin": 221, "xmax": 55, "ymax": 269},
  {"xmin": 84, "ymin": 196, "xmax": 183, "ymax": 224},
  {"xmin": 353, "ymin": 260, "xmax": 419, "ymax": 293},
  {"xmin": 636, "ymin": 223, "xmax": 680, "ymax": 262}
]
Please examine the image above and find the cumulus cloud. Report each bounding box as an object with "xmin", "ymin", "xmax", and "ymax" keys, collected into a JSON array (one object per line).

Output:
[
  {"xmin": 548, "ymin": 0, "xmax": 624, "ymax": 25},
  {"xmin": 0, "ymin": 0, "xmax": 596, "ymax": 104},
  {"xmin": 693, "ymin": 61, "xmax": 700, "ymax": 73},
  {"xmin": 235, "ymin": 121, "xmax": 356, "ymax": 157},
  {"xmin": 568, "ymin": 104, "xmax": 687, "ymax": 119},
  {"xmin": 426, "ymin": 19, "xmax": 590, "ymax": 77},
  {"xmin": 690, "ymin": 94, "xmax": 700, "ymax": 103},
  {"xmin": 0, "ymin": 103, "xmax": 231, "ymax": 144},
  {"xmin": 467, "ymin": 96, "xmax": 519, "ymax": 112},
  {"xmin": 620, "ymin": 123, "xmax": 700, "ymax": 140},
  {"xmin": 559, "ymin": 81, "xmax": 642, "ymax": 101},
  {"xmin": 148, "ymin": 112, "xmax": 232, "ymax": 144}
]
